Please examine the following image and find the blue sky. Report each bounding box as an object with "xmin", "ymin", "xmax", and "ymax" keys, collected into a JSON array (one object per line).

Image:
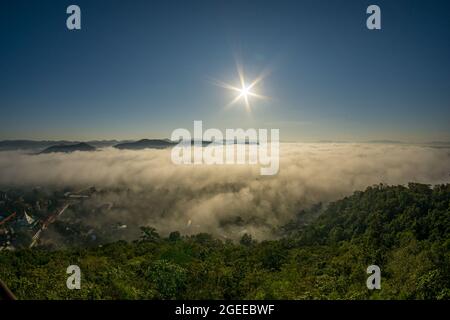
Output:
[{"xmin": 0, "ymin": 0, "xmax": 449, "ymax": 142}]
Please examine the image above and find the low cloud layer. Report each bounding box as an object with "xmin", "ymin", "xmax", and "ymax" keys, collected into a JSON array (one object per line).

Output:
[{"xmin": 1, "ymin": 143, "xmax": 449, "ymax": 239}]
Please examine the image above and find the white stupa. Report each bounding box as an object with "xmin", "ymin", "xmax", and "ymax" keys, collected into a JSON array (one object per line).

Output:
[{"xmin": 23, "ymin": 211, "xmax": 35, "ymax": 225}]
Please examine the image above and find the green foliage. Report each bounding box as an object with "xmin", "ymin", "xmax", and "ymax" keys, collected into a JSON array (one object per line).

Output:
[
  {"xmin": 239, "ymin": 233, "xmax": 254, "ymax": 246},
  {"xmin": 147, "ymin": 260, "xmax": 187, "ymax": 299},
  {"xmin": 139, "ymin": 226, "xmax": 160, "ymax": 242},
  {"xmin": 1, "ymin": 183, "xmax": 448, "ymax": 300},
  {"xmin": 168, "ymin": 231, "xmax": 181, "ymax": 242}
]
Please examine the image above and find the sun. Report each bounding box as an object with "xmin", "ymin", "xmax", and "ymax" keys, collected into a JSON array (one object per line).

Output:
[
  {"xmin": 240, "ymin": 85, "xmax": 250, "ymax": 97},
  {"xmin": 236, "ymin": 84, "xmax": 252, "ymax": 110},
  {"xmin": 211, "ymin": 62, "xmax": 269, "ymax": 112}
]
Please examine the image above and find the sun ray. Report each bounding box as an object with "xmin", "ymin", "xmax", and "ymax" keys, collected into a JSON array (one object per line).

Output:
[{"xmin": 210, "ymin": 62, "xmax": 269, "ymax": 112}]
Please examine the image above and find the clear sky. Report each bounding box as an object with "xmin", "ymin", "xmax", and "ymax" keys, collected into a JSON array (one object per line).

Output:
[{"xmin": 1, "ymin": 0, "xmax": 449, "ymax": 142}]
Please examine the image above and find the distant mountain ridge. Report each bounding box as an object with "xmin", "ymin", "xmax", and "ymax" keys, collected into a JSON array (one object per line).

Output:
[
  {"xmin": 113, "ymin": 139, "xmax": 177, "ymax": 150},
  {"xmin": 113, "ymin": 139, "xmax": 218, "ymax": 150},
  {"xmin": 0, "ymin": 140, "xmax": 121, "ymax": 151},
  {"xmin": 39, "ymin": 142, "xmax": 96, "ymax": 154},
  {"xmin": 0, "ymin": 140, "xmax": 73, "ymax": 151},
  {"xmin": 2, "ymin": 139, "xmax": 449, "ymax": 153}
]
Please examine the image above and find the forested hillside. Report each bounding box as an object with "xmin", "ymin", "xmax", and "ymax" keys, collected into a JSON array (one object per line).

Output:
[{"xmin": 1, "ymin": 183, "xmax": 449, "ymax": 299}]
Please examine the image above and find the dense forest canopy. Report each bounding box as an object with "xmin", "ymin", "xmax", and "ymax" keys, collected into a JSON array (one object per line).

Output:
[{"xmin": 1, "ymin": 183, "xmax": 449, "ymax": 299}]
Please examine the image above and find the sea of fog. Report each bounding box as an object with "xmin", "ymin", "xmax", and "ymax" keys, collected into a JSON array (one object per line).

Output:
[{"xmin": 0, "ymin": 143, "xmax": 449, "ymax": 240}]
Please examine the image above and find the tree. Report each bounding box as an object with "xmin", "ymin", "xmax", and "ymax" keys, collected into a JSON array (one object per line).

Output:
[
  {"xmin": 140, "ymin": 226, "xmax": 160, "ymax": 242},
  {"xmin": 240, "ymin": 233, "xmax": 254, "ymax": 246}
]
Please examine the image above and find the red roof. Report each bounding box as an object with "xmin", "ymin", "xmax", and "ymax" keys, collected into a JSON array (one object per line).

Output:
[{"xmin": 0, "ymin": 212, "xmax": 16, "ymax": 226}]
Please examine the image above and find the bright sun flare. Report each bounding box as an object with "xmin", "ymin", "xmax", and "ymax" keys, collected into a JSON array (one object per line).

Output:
[{"xmin": 212, "ymin": 62, "xmax": 269, "ymax": 112}]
